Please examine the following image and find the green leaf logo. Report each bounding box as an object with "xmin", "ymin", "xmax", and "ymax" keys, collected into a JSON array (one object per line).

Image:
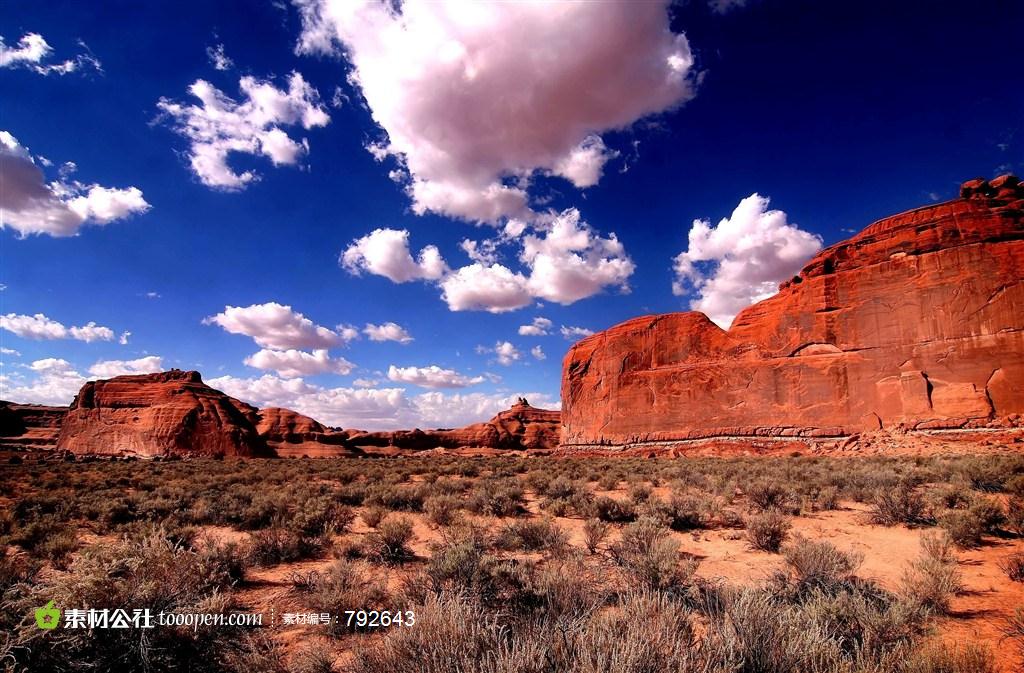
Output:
[{"xmin": 35, "ymin": 601, "xmax": 60, "ymax": 630}]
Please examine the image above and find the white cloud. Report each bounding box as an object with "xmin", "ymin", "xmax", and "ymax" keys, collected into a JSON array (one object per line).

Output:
[
  {"xmin": 293, "ymin": 0, "xmax": 695, "ymax": 223},
  {"xmin": 363, "ymin": 322, "xmax": 413, "ymax": 344},
  {"xmin": 145, "ymin": 291, "xmax": 161, "ymax": 299},
  {"xmin": 673, "ymin": 193, "xmax": 823, "ymax": 329},
  {"xmin": 341, "ymin": 228, "xmax": 447, "ymax": 282},
  {"xmin": 387, "ymin": 364, "xmax": 484, "ymax": 389},
  {"xmin": 69, "ymin": 322, "xmax": 115, "ymax": 343},
  {"xmin": 439, "ymin": 263, "xmax": 532, "ymax": 313},
  {"xmin": 244, "ymin": 348, "xmax": 355, "ymax": 378},
  {"xmin": 0, "ymin": 358, "xmax": 86, "ymax": 405},
  {"xmin": 208, "ymin": 372, "xmax": 556, "ymax": 429},
  {"xmin": 561, "ymin": 325, "xmax": 594, "ymax": 341},
  {"xmin": 530, "ymin": 345, "xmax": 546, "ymax": 361},
  {"xmin": 118, "ymin": 331, "xmax": 131, "ymax": 345},
  {"xmin": 353, "ymin": 377, "xmax": 379, "ymax": 388},
  {"xmin": 518, "ymin": 316, "xmax": 552, "ymax": 336},
  {"xmin": 345, "ymin": 209, "xmax": 634, "ymax": 313},
  {"xmin": 1, "ymin": 313, "xmax": 116, "ymax": 343},
  {"xmin": 0, "ymin": 131, "xmax": 150, "ymax": 237},
  {"xmin": 0, "ymin": 33, "xmax": 101, "ymax": 76},
  {"xmin": 206, "ymin": 43, "xmax": 234, "ymax": 71},
  {"xmin": 520, "ymin": 208, "xmax": 634, "ymax": 305},
  {"xmin": 204, "ymin": 302, "xmax": 343, "ymax": 349},
  {"xmin": 156, "ymin": 72, "xmax": 329, "ymax": 190},
  {"xmin": 88, "ymin": 355, "xmax": 164, "ymax": 378},
  {"xmin": 483, "ymin": 341, "xmax": 521, "ymax": 366},
  {"xmin": 1, "ymin": 347, "xmax": 20, "ymax": 356}
]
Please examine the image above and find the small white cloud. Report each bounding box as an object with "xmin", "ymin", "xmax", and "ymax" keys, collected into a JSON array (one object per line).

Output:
[
  {"xmin": 1, "ymin": 312, "xmax": 116, "ymax": 343},
  {"xmin": 88, "ymin": 355, "xmax": 163, "ymax": 378},
  {"xmin": 387, "ymin": 364, "xmax": 484, "ymax": 389},
  {"xmin": 672, "ymin": 193, "xmax": 822, "ymax": 329},
  {"xmin": 1, "ymin": 347, "xmax": 20, "ymax": 356},
  {"xmin": 1, "ymin": 357, "xmax": 86, "ymax": 405},
  {"xmin": 244, "ymin": 348, "xmax": 355, "ymax": 378},
  {"xmin": 118, "ymin": 331, "xmax": 131, "ymax": 345},
  {"xmin": 336, "ymin": 323, "xmax": 361, "ymax": 343},
  {"xmin": 204, "ymin": 301, "xmax": 343, "ymax": 350},
  {"xmin": 341, "ymin": 228, "xmax": 447, "ymax": 283},
  {"xmin": 206, "ymin": 43, "xmax": 234, "ymax": 71},
  {"xmin": 518, "ymin": 316, "xmax": 552, "ymax": 336},
  {"xmin": 493, "ymin": 341, "xmax": 520, "ymax": 366},
  {"xmin": 0, "ymin": 131, "xmax": 150, "ymax": 237},
  {"xmin": 560, "ymin": 325, "xmax": 594, "ymax": 340},
  {"xmin": 0, "ymin": 33, "xmax": 101, "ymax": 76},
  {"xmin": 439, "ymin": 263, "xmax": 532, "ymax": 313},
  {"xmin": 530, "ymin": 345, "xmax": 546, "ymax": 361},
  {"xmin": 363, "ymin": 322, "xmax": 413, "ymax": 344},
  {"xmin": 145, "ymin": 291, "xmax": 161, "ymax": 299},
  {"xmin": 156, "ymin": 73, "xmax": 329, "ymax": 190},
  {"xmin": 352, "ymin": 377, "xmax": 379, "ymax": 388}
]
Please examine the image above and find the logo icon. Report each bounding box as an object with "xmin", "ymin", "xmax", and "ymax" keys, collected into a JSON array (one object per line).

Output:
[{"xmin": 35, "ymin": 601, "xmax": 60, "ymax": 630}]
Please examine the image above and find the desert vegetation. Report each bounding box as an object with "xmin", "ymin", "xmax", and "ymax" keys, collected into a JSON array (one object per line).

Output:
[{"xmin": 1, "ymin": 452, "xmax": 1022, "ymax": 672}]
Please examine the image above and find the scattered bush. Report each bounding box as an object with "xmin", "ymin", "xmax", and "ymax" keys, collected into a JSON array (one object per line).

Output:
[
  {"xmin": 872, "ymin": 483, "xmax": 929, "ymax": 526},
  {"xmin": 494, "ymin": 517, "xmax": 568, "ymax": 555},
  {"xmin": 782, "ymin": 535, "xmax": 862, "ymax": 592},
  {"xmin": 938, "ymin": 510, "xmax": 985, "ymax": 548},
  {"xmin": 611, "ymin": 518, "xmax": 698, "ymax": 590},
  {"xmin": 360, "ymin": 506, "xmax": 387, "ymax": 529},
  {"xmin": 745, "ymin": 511, "xmax": 791, "ymax": 552},
  {"xmin": 746, "ymin": 480, "xmax": 790, "ymax": 511},
  {"xmin": 998, "ymin": 552, "xmax": 1024, "ymax": 582},
  {"xmin": 423, "ymin": 495, "xmax": 461, "ymax": 527},
  {"xmin": 366, "ymin": 516, "xmax": 416, "ymax": 564},
  {"xmin": 593, "ymin": 496, "xmax": 637, "ymax": 523},
  {"xmin": 902, "ymin": 642, "xmax": 995, "ymax": 673},
  {"xmin": 583, "ymin": 517, "xmax": 610, "ymax": 554},
  {"xmin": 901, "ymin": 531, "xmax": 962, "ymax": 614}
]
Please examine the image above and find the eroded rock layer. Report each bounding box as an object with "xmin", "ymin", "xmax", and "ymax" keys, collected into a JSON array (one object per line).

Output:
[
  {"xmin": 347, "ymin": 399, "xmax": 561, "ymax": 452},
  {"xmin": 0, "ymin": 402, "xmax": 65, "ymax": 450},
  {"xmin": 561, "ymin": 176, "xmax": 1024, "ymax": 449},
  {"xmin": 255, "ymin": 407, "xmax": 356, "ymax": 457},
  {"xmin": 57, "ymin": 370, "xmax": 272, "ymax": 457}
]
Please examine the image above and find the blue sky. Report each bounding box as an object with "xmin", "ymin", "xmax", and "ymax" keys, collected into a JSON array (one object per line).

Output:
[{"xmin": 2, "ymin": 0, "xmax": 1021, "ymax": 429}]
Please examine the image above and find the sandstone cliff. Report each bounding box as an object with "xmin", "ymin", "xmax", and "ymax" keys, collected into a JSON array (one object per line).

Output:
[
  {"xmin": 57, "ymin": 370, "xmax": 273, "ymax": 458},
  {"xmin": 561, "ymin": 175, "xmax": 1024, "ymax": 450},
  {"xmin": 0, "ymin": 402, "xmax": 65, "ymax": 450},
  {"xmin": 255, "ymin": 407, "xmax": 356, "ymax": 457},
  {"xmin": 347, "ymin": 398, "xmax": 561, "ymax": 452}
]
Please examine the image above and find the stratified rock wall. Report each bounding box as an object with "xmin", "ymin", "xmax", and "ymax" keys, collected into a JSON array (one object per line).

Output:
[
  {"xmin": 561, "ymin": 176, "xmax": 1024, "ymax": 448},
  {"xmin": 57, "ymin": 370, "xmax": 272, "ymax": 457}
]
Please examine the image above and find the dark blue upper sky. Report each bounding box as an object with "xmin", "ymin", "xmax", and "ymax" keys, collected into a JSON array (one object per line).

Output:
[{"xmin": 2, "ymin": 0, "xmax": 1021, "ymax": 428}]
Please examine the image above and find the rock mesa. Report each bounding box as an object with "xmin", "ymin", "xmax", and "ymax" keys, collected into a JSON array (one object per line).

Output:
[
  {"xmin": 57, "ymin": 370, "xmax": 272, "ymax": 457},
  {"xmin": 561, "ymin": 175, "xmax": 1024, "ymax": 450}
]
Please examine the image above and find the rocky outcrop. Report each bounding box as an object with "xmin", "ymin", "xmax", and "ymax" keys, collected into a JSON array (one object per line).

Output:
[
  {"xmin": 255, "ymin": 407, "xmax": 356, "ymax": 457},
  {"xmin": 561, "ymin": 175, "xmax": 1024, "ymax": 450},
  {"xmin": 347, "ymin": 398, "xmax": 561, "ymax": 451},
  {"xmin": 0, "ymin": 402, "xmax": 65, "ymax": 450},
  {"xmin": 57, "ymin": 370, "xmax": 273, "ymax": 458}
]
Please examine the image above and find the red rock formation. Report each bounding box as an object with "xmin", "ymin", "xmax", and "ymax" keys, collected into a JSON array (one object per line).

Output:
[
  {"xmin": 57, "ymin": 370, "xmax": 272, "ymax": 458},
  {"xmin": 0, "ymin": 402, "xmax": 65, "ymax": 450},
  {"xmin": 561, "ymin": 175, "xmax": 1024, "ymax": 450},
  {"xmin": 255, "ymin": 407, "xmax": 356, "ymax": 457},
  {"xmin": 347, "ymin": 398, "xmax": 561, "ymax": 451}
]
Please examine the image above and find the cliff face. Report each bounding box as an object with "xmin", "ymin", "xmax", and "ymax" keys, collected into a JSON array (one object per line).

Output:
[
  {"xmin": 57, "ymin": 370, "xmax": 273, "ymax": 458},
  {"xmin": 561, "ymin": 176, "xmax": 1024, "ymax": 449},
  {"xmin": 255, "ymin": 407, "xmax": 356, "ymax": 457},
  {"xmin": 347, "ymin": 399, "xmax": 561, "ymax": 452},
  {"xmin": 0, "ymin": 402, "xmax": 65, "ymax": 450}
]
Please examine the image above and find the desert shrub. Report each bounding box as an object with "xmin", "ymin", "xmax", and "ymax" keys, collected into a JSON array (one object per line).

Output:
[
  {"xmin": 782, "ymin": 535, "xmax": 862, "ymax": 592},
  {"xmin": 1007, "ymin": 475, "xmax": 1024, "ymax": 498},
  {"xmin": 291, "ymin": 498, "xmax": 355, "ymax": 538},
  {"xmin": 494, "ymin": 518, "xmax": 568, "ymax": 555},
  {"xmin": 598, "ymin": 473, "xmax": 620, "ymax": 491},
  {"xmin": 746, "ymin": 480, "xmax": 791, "ymax": 511},
  {"xmin": 1007, "ymin": 497, "xmax": 1024, "ymax": 536},
  {"xmin": 902, "ymin": 641, "xmax": 995, "ymax": 673},
  {"xmin": 289, "ymin": 644, "xmax": 336, "ymax": 673},
  {"xmin": 967, "ymin": 497, "xmax": 1005, "ymax": 534},
  {"xmin": 998, "ymin": 552, "xmax": 1024, "ymax": 582},
  {"xmin": 745, "ymin": 511, "xmax": 791, "ymax": 552},
  {"xmin": 960, "ymin": 459, "xmax": 1006, "ymax": 493},
  {"xmin": 628, "ymin": 482, "xmax": 653, "ymax": 503},
  {"xmin": 1004, "ymin": 608, "xmax": 1024, "ymax": 659},
  {"xmin": 662, "ymin": 493, "xmax": 707, "ymax": 531},
  {"xmin": 366, "ymin": 516, "xmax": 415, "ymax": 564},
  {"xmin": 247, "ymin": 527, "xmax": 304, "ymax": 566},
  {"xmin": 34, "ymin": 528, "xmax": 79, "ymax": 569},
  {"xmin": 360, "ymin": 505, "xmax": 387, "ymax": 529},
  {"xmin": 583, "ymin": 517, "xmax": 610, "ymax": 554},
  {"xmin": 364, "ymin": 484, "xmax": 426, "ymax": 512},
  {"xmin": 872, "ymin": 483, "xmax": 929, "ymax": 526},
  {"xmin": 304, "ymin": 560, "xmax": 392, "ymax": 636},
  {"xmin": 814, "ymin": 486, "xmax": 840, "ymax": 511},
  {"xmin": 3, "ymin": 534, "xmax": 261, "ymax": 672},
  {"xmin": 938, "ymin": 510, "xmax": 985, "ymax": 548},
  {"xmin": 465, "ymin": 479, "xmax": 525, "ymax": 517},
  {"xmin": 423, "ymin": 495, "xmax": 461, "ymax": 527},
  {"xmin": 593, "ymin": 495, "xmax": 637, "ymax": 523},
  {"xmin": 611, "ymin": 518, "xmax": 698, "ymax": 591},
  {"xmin": 930, "ymin": 484, "xmax": 974, "ymax": 511},
  {"xmin": 900, "ymin": 532, "xmax": 962, "ymax": 614}
]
